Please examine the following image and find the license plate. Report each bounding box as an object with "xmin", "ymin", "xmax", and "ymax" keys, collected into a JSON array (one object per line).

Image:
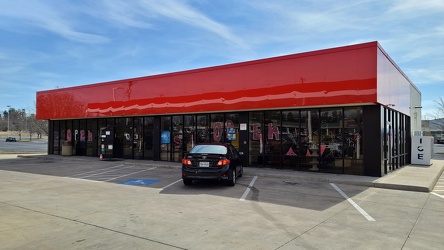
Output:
[{"xmin": 199, "ymin": 162, "xmax": 210, "ymax": 167}]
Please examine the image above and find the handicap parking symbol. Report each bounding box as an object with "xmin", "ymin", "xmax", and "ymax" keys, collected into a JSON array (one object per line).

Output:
[{"xmin": 118, "ymin": 179, "xmax": 160, "ymax": 186}]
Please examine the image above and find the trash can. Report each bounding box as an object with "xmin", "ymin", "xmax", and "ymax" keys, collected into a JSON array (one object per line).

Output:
[{"xmin": 62, "ymin": 141, "xmax": 72, "ymax": 156}]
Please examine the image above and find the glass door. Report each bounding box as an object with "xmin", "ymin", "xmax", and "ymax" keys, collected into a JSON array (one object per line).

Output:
[
  {"xmin": 100, "ymin": 126, "xmax": 114, "ymax": 158},
  {"xmin": 115, "ymin": 118, "xmax": 132, "ymax": 159}
]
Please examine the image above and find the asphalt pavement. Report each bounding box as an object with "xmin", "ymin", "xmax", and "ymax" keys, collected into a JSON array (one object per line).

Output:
[
  {"xmin": 4, "ymin": 144, "xmax": 444, "ymax": 193},
  {"xmin": 1, "ymin": 145, "xmax": 444, "ymax": 249}
]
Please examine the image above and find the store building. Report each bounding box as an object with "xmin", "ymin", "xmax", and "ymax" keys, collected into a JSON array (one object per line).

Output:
[{"xmin": 36, "ymin": 41, "xmax": 421, "ymax": 177}]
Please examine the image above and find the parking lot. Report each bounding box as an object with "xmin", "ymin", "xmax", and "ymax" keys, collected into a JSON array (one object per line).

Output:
[{"xmin": 1, "ymin": 154, "xmax": 443, "ymax": 249}]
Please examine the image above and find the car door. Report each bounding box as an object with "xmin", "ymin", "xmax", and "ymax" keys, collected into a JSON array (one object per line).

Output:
[{"xmin": 228, "ymin": 145, "xmax": 242, "ymax": 175}]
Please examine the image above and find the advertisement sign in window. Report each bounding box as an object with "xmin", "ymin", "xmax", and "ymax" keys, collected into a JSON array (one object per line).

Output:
[
  {"xmin": 161, "ymin": 130, "xmax": 171, "ymax": 144},
  {"xmin": 227, "ymin": 128, "xmax": 236, "ymax": 141}
]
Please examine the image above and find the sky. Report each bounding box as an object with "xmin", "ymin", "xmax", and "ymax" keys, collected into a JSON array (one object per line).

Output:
[{"xmin": 0, "ymin": 0, "xmax": 443, "ymax": 118}]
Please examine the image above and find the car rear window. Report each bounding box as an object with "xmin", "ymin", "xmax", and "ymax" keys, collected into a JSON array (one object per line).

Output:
[{"xmin": 190, "ymin": 145, "xmax": 228, "ymax": 154}]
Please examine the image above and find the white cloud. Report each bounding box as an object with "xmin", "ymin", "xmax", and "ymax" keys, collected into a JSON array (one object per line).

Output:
[
  {"xmin": 92, "ymin": 1, "xmax": 154, "ymax": 29},
  {"xmin": 0, "ymin": 1, "xmax": 108, "ymax": 43},
  {"xmin": 389, "ymin": 0, "xmax": 444, "ymax": 13},
  {"xmin": 406, "ymin": 68, "xmax": 444, "ymax": 85},
  {"xmin": 138, "ymin": 0, "xmax": 248, "ymax": 48},
  {"xmin": 92, "ymin": 0, "xmax": 248, "ymax": 49}
]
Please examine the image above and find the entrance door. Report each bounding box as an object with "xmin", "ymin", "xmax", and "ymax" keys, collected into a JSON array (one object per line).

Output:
[
  {"xmin": 99, "ymin": 126, "xmax": 114, "ymax": 158},
  {"xmin": 99, "ymin": 124, "xmax": 132, "ymax": 159},
  {"xmin": 114, "ymin": 125, "xmax": 132, "ymax": 158},
  {"xmin": 115, "ymin": 118, "xmax": 133, "ymax": 159}
]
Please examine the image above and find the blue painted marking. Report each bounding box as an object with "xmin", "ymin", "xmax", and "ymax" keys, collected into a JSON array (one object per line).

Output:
[{"xmin": 118, "ymin": 179, "xmax": 160, "ymax": 186}]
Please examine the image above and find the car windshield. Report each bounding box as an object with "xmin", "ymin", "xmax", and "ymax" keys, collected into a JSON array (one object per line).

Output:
[{"xmin": 190, "ymin": 145, "xmax": 227, "ymax": 155}]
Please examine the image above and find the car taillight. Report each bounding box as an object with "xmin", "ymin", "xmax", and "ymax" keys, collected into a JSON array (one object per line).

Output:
[
  {"xmin": 216, "ymin": 159, "xmax": 230, "ymax": 166},
  {"xmin": 182, "ymin": 158, "xmax": 193, "ymax": 166}
]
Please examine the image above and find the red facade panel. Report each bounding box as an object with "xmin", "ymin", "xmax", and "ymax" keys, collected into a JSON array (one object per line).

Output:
[{"xmin": 36, "ymin": 42, "xmax": 379, "ymax": 120}]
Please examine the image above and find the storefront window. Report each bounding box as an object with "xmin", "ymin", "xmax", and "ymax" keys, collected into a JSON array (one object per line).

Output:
[
  {"xmin": 300, "ymin": 110, "xmax": 320, "ymax": 170},
  {"xmin": 144, "ymin": 117, "xmax": 154, "ymax": 160},
  {"xmin": 282, "ymin": 110, "xmax": 300, "ymax": 169},
  {"xmin": 133, "ymin": 117, "xmax": 143, "ymax": 159},
  {"xmin": 249, "ymin": 111, "xmax": 264, "ymax": 166},
  {"xmin": 65, "ymin": 120, "xmax": 73, "ymax": 153},
  {"xmin": 393, "ymin": 112, "xmax": 399, "ymax": 169},
  {"xmin": 264, "ymin": 111, "xmax": 281, "ymax": 166},
  {"xmin": 225, "ymin": 113, "xmax": 239, "ymax": 149},
  {"xmin": 211, "ymin": 114, "xmax": 224, "ymax": 143},
  {"xmin": 77, "ymin": 119, "xmax": 87, "ymax": 156},
  {"xmin": 343, "ymin": 107, "xmax": 363, "ymax": 175},
  {"xmin": 72, "ymin": 120, "xmax": 79, "ymax": 156},
  {"xmin": 184, "ymin": 115, "xmax": 196, "ymax": 152},
  {"xmin": 160, "ymin": 116, "xmax": 171, "ymax": 161},
  {"xmin": 60, "ymin": 121, "xmax": 66, "ymax": 151},
  {"xmin": 66, "ymin": 120, "xmax": 73, "ymax": 144},
  {"xmin": 172, "ymin": 116, "xmax": 183, "ymax": 162},
  {"xmin": 53, "ymin": 121, "xmax": 60, "ymax": 154},
  {"xmin": 197, "ymin": 115, "xmax": 210, "ymax": 143},
  {"xmin": 399, "ymin": 115, "xmax": 407, "ymax": 166},
  {"xmin": 86, "ymin": 119, "xmax": 96, "ymax": 156},
  {"xmin": 320, "ymin": 108, "xmax": 343, "ymax": 173},
  {"xmin": 46, "ymin": 107, "xmax": 373, "ymax": 175}
]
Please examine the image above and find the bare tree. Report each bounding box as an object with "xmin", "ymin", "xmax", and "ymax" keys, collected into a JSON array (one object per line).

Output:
[
  {"xmin": 2, "ymin": 105, "xmax": 48, "ymax": 140},
  {"xmin": 426, "ymin": 97, "xmax": 444, "ymax": 131},
  {"xmin": 26, "ymin": 105, "xmax": 48, "ymax": 139},
  {"xmin": 1, "ymin": 111, "xmax": 6, "ymax": 131}
]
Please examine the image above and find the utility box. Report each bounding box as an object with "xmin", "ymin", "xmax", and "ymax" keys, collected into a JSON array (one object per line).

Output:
[{"xmin": 411, "ymin": 136, "xmax": 433, "ymax": 165}]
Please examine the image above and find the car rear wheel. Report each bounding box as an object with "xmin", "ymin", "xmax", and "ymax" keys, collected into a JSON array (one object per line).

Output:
[
  {"xmin": 183, "ymin": 179, "xmax": 192, "ymax": 186},
  {"xmin": 227, "ymin": 169, "xmax": 236, "ymax": 186}
]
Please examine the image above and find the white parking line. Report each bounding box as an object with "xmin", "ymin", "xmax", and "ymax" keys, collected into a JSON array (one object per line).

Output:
[
  {"xmin": 103, "ymin": 167, "xmax": 157, "ymax": 181},
  {"xmin": 330, "ymin": 183, "xmax": 376, "ymax": 222},
  {"xmin": 74, "ymin": 165, "xmax": 137, "ymax": 179},
  {"xmin": 431, "ymin": 192, "xmax": 444, "ymax": 199},
  {"xmin": 69, "ymin": 165, "xmax": 125, "ymax": 177},
  {"xmin": 240, "ymin": 176, "xmax": 258, "ymax": 201},
  {"xmin": 159, "ymin": 179, "xmax": 183, "ymax": 190}
]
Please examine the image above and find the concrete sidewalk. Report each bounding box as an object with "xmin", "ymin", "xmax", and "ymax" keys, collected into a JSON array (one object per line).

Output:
[{"xmin": 16, "ymin": 153, "xmax": 444, "ymax": 193}]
